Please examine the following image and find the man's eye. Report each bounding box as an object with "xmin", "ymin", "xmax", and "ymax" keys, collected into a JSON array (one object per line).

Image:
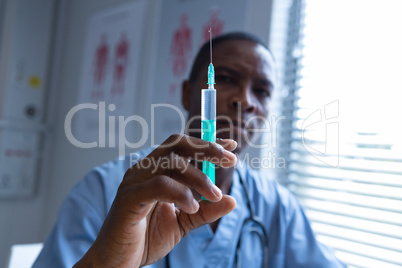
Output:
[
  {"xmin": 254, "ymin": 88, "xmax": 271, "ymax": 98},
  {"xmin": 215, "ymin": 75, "xmax": 233, "ymax": 83}
]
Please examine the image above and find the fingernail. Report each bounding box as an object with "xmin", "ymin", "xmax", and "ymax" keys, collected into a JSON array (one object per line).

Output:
[
  {"xmin": 212, "ymin": 184, "xmax": 222, "ymax": 198},
  {"xmin": 231, "ymin": 140, "xmax": 238, "ymax": 148},
  {"xmin": 224, "ymin": 150, "xmax": 237, "ymax": 161},
  {"xmin": 220, "ymin": 139, "xmax": 237, "ymax": 148},
  {"xmin": 221, "ymin": 139, "xmax": 237, "ymax": 149},
  {"xmin": 192, "ymin": 199, "xmax": 199, "ymax": 211}
]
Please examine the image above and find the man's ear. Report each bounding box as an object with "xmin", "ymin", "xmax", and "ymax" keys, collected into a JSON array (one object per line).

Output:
[{"xmin": 182, "ymin": 80, "xmax": 192, "ymax": 112}]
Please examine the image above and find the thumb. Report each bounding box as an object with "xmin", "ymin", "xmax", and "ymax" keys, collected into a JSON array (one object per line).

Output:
[{"xmin": 177, "ymin": 195, "xmax": 237, "ymax": 236}]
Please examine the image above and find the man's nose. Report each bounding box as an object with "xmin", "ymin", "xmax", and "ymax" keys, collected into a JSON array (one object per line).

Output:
[{"xmin": 230, "ymin": 85, "xmax": 256, "ymax": 113}]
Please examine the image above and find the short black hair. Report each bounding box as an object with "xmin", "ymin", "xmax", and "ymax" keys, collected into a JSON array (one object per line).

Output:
[{"xmin": 188, "ymin": 32, "xmax": 269, "ymax": 83}]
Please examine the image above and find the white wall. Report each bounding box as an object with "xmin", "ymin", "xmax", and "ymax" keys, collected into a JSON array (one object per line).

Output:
[{"xmin": 0, "ymin": 0, "xmax": 273, "ymax": 265}]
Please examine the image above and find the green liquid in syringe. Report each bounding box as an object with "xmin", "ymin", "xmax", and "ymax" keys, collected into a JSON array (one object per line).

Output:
[{"xmin": 202, "ymin": 119, "xmax": 215, "ymax": 184}]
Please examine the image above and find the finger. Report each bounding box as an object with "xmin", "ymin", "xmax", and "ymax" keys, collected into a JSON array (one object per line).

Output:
[
  {"xmin": 176, "ymin": 195, "xmax": 237, "ymax": 237},
  {"xmin": 120, "ymin": 175, "xmax": 199, "ymax": 215},
  {"xmin": 216, "ymin": 138, "xmax": 237, "ymax": 152},
  {"xmin": 125, "ymin": 135, "xmax": 237, "ymax": 180},
  {"xmin": 166, "ymin": 154, "xmax": 222, "ymax": 202},
  {"xmin": 159, "ymin": 134, "xmax": 237, "ymax": 167}
]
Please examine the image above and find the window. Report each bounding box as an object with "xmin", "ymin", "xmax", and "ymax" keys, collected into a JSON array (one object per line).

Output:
[{"xmin": 270, "ymin": 0, "xmax": 402, "ymax": 267}]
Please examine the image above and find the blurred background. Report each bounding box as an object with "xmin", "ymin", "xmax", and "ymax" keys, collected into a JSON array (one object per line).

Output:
[{"xmin": 0, "ymin": 0, "xmax": 401, "ymax": 267}]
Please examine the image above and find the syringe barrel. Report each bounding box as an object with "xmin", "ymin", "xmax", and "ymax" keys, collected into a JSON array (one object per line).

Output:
[
  {"xmin": 201, "ymin": 88, "xmax": 216, "ymax": 186},
  {"xmin": 201, "ymin": 89, "xmax": 216, "ymax": 121}
]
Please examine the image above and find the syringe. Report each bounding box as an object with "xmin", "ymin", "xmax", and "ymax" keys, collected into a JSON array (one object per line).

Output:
[{"xmin": 201, "ymin": 29, "xmax": 216, "ymax": 184}]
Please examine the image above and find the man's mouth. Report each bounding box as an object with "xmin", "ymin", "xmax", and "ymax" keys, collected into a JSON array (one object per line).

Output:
[{"xmin": 216, "ymin": 119, "xmax": 249, "ymax": 134}]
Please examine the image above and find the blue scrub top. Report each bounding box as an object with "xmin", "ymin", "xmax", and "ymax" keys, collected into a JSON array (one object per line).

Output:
[{"xmin": 33, "ymin": 147, "xmax": 345, "ymax": 267}]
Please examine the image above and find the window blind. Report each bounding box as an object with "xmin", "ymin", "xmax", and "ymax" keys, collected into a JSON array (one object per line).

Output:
[{"xmin": 270, "ymin": 0, "xmax": 402, "ymax": 267}]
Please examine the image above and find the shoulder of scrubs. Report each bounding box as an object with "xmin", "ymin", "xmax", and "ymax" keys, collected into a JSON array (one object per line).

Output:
[
  {"xmin": 244, "ymin": 167, "xmax": 346, "ymax": 268},
  {"xmin": 32, "ymin": 147, "xmax": 155, "ymax": 268}
]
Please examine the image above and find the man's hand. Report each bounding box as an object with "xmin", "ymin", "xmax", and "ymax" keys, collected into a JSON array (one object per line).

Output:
[{"xmin": 74, "ymin": 134, "xmax": 237, "ymax": 267}]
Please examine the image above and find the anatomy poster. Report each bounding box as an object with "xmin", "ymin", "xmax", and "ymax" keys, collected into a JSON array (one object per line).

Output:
[
  {"xmin": 151, "ymin": 0, "xmax": 249, "ymax": 144},
  {"xmin": 75, "ymin": 1, "xmax": 147, "ymax": 143}
]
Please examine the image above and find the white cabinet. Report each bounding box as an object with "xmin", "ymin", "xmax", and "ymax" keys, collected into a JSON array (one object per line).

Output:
[{"xmin": 0, "ymin": 0, "xmax": 54, "ymax": 197}]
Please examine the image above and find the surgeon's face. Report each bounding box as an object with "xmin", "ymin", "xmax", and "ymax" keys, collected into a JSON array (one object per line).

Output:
[{"xmin": 182, "ymin": 39, "xmax": 276, "ymax": 153}]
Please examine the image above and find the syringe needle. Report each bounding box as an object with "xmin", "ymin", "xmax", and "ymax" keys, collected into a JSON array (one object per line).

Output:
[{"xmin": 209, "ymin": 28, "xmax": 212, "ymax": 63}]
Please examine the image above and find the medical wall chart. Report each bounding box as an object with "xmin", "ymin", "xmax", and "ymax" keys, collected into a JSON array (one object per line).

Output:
[
  {"xmin": 149, "ymin": 0, "xmax": 249, "ymax": 145},
  {"xmin": 74, "ymin": 1, "xmax": 147, "ymax": 147}
]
